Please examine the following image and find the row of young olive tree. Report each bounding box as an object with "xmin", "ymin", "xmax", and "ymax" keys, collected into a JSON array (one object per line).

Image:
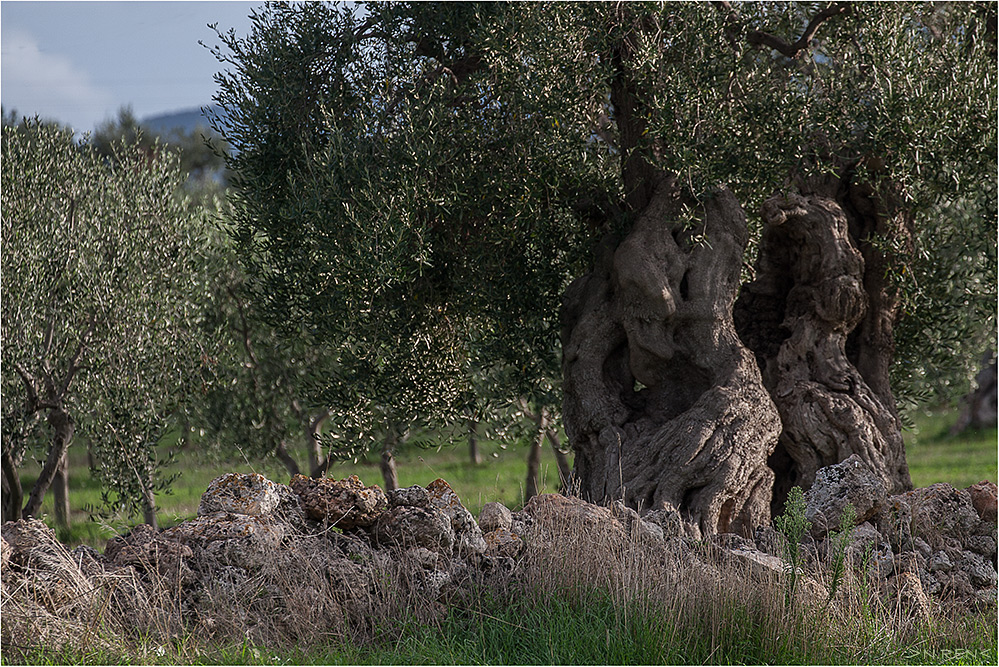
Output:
[
  {"xmin": 206, "ymin": 1, "xmax": 995, "ymax": 534},
  {"xmin": 0, "ymin": 111, "xmax": 557, "ymax": 527},
  {"xmin": 0, "ymin": 119, "xmax": 228, "ymax": 526}
]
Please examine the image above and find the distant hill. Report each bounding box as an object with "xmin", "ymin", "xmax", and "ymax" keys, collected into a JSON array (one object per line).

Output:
[{"xmin": 143, "ymin": 104, "xmax": 226, "ymax": 137}]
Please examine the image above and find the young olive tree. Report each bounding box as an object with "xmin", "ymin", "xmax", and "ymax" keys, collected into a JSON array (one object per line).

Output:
[
  {"xmin": 1, "ymin": 120, "xmax": 220, "ymax": 526},
  {"xmin": 209, "ymin": 2, "xmax": 995, "ymax": 534}
]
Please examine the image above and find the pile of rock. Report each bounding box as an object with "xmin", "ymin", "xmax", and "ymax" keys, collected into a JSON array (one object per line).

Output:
[
  {"xmin": 793, "ymin": 455, "xmax": 997, "ymax": 610},
  {"xmin": 2, "ymin": 461, "xmax": 996, "ymax": 645}
]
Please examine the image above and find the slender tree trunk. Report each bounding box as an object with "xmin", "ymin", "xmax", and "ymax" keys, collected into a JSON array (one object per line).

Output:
[
  {"xmin": 274, "ymin": 440, "xmax": 301, "ymax": 478},
  {"xmin": 545, "ymin": 426, "xmax": 572, "ymax": 491},
  {"xmin": 468, "ymin": 418, "xmax": 481, "ymax": 465},
  {"xmin": 52, "ymin": 451, "xmax": 70, "ymax": 528},
  {"xmin": 380, "ymin": 430, "xmax": 399, "ymax": 492},
  {"xmin": 562, "ymin": 184, "xmax": 781, "ymax": 536},
  {"xmin": 524, "ymin": 408, "xmax": 547, "ymax": 502},
  {"xmin": 142, "ymin": 484, "xmax": 158, "ymax": 530},
  {"xmin": 23, "ymin": 407, "xmax": 75, "ymax": 519},
  {"xmin": 952, "ymin": 351, "xmax": 997, "ymax": 434},
  {"xmin": 86, "ymin": 439, "xmax": 96, "ymax": 470},
  {"xmin": 307, "ymin": 410, "xmax": 332, "ymax": 478},
  {"xmin": 2, "ymin": 448, "xmax": 23, "ymax": 523}
]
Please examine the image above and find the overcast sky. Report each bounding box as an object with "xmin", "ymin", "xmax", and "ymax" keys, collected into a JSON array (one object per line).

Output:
[{"xmin": 2, "ymin": 1, "xmax": 262, "ymax": 133}]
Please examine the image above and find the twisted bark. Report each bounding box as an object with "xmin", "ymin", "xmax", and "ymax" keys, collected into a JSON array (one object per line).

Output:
[
  {"xmin": 562, "ymin": 184, "xmax": 781, "ymax": 536},
  {"xmin": 735, "ymin": 194, "xmax": 911, "ymax": 514}
]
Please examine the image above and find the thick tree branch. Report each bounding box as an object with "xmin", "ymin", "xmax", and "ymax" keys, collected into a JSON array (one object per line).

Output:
[
  {"xmin": 717, "ymin": 2, "xmax": 852, "ymax": 59},
  {"xmin": 13, "ymin": 362, "xmax": 42, "ymax": 413}
]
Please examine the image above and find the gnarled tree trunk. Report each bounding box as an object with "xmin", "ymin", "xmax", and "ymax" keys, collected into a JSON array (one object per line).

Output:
[
  {"xmin": 735, "ymin": 193, "xmax": 912, "ymax": 515},
  {"xmin": 562, "ymin": 184, "xmax": 781, "ymax": 536}
]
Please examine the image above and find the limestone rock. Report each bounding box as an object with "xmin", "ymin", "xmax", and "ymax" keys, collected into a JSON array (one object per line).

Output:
[
  {"xmin": 479, "ymin": 502, "xmax": 513, "ymax": 534},
  {"xmin": 198, "ymin": 473, "xmax": 282, "ymax": 517},
  {"xmin": 752, "ymin": 524, "xmax": 783, "ymax": 558},
  {"xmin": 967, "ymin": 480, "xmax": 998, "ymax": 525},
  {"xmin": 404, "ymin": 546, "xmax": 439, "ymax": 570},
  {"xmin": 522, "ymin": 494, "xmax": 626, "ymax": 542},
  {"xmin": 804, "ymin": 455, "xmax": 887, "ymax": 538},
  {"xmin": 161, "ymin": 513, "xmax": 283, "ymax": 573},
  {"xmin": 959, "ymin": 550, "xmax": 997, "ymax": 589},
  {"xmin": 373, "ymin": 504, "xmax": 454, "ymax": 554},
  {"xmin": 389, "ymin": 485, "xmax": 431, "ymax": 509},
  {"xmin": 104, "ymin": 523, "xmax": 195, "ymax": 586},
  {"xmin": 426, "ymin": 479, "xmax": 486, "ymax": 557},
  {"xmin": 289, "ymin": 474, "xmax": 387, "ymax": 530},
  {"xmin": 886, "ymin": 484, "xmax": 984, "ymax": 550},
  {"xmin": 483, "ymin": 527, "xmax": 524, "ymax": 559}
]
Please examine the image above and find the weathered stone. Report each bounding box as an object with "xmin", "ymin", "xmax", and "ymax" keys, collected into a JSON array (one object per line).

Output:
[
  {"xmin": 104, "ymin": 524, "xmax": 195, "ymax": 586},
  {"xmin": 389, "ymin": 485, "xmax": 431, "ymax": 509},
  {"xmin": 958, "ymin": 550, "xmax": 997, "ymax": 589},
  {"xmin": 104, "ymin": 524, "xmax": 194, "ymax": 584},
  {"xmin": 405, "ymin": 546, "xmax": 439, "ymax": 570},
  {"xmin": 426, "ymin": 479, "xmax": 486, "ymax": 557},
  {"xmin": 199, "ymin": 473, "xmax": 282, "ymax": 517},
  {"xmin": 912, "ymin": 536, "xmax": 932, "ymax": 558},
  {"xmin": 844, "ymin": 522, "xmax": 893, "ymax": 577},
  {"xmin": 752, "ymin": 524, "xmax": 783, "ymax": 558},
  {"xmin": 273, "ymin": 483, "xmax": 308, "ymax": 530},
  {"xmin": 70, "ymin": 544, "xmax": 104, "ymax": 576},
  {"xmin": 722, "ymin": 544, "xmax": 787, "ymax": 577},
  {"xmin": 509, "ymin": 511, "xmax": 533, "ymax": 541},
  {"xmin": 964, "ymin": 535, "xmax": 997, "ymax": 562},
  {"xmin": 611, "ymin": 500, "xmax": 666, "ymax": 543},
  {"xmin": 483, "ymin": 527, "xmax": 524, "ymax": 559},
  {"xmin": 161, "ymin": 513, "xmax": 283, "ymax": 573},
  {"xmin": 889, "ymin": 571, "xmax": 931, "ymax": 621},
  {"xmin": 644, "ymin": 506, "xmax": 701, "ymax": 541},
  {"xmin": 929, "ymin": 550, "xmax": 953, "ymax": 573},
  {"xmin": 289, "ymin": 474, "xmax": 388, "ymax": 530},
  {"xmin": 479, "ymin": 502, "xmax": 513, "ymax": 534},
  {"xmin": 967, "ymin": 481, "xmax": 998, "ymax": 525},
  {"xmin": 373, "ymin": 504, "xmax": 454, "ymax": 554},
  {"xmin": 804, "ymin": 455, "xmax": 887, "ymax": 538},
  {"xmin": 886, "ymin": 484, "xmax": 983, "ymax": 551},
  {"xmin": 523, "ymin": 494, "xmax": 625, "ymax": 541}
]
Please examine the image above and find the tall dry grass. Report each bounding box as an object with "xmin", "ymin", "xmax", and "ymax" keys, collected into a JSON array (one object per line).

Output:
[{"xmin": 2, "ymin": 508, "xmax": 994, "ymax": 664}]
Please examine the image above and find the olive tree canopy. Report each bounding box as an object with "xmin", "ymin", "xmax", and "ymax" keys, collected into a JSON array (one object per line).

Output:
[{"xmin": 210, "ymin": 1, "xmax": 996, "ymax": 534}]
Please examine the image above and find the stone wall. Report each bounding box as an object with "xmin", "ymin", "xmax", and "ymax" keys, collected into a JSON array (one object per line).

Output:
[{"xmin": 2, "ymin": 463, "xmax": 996, "ymax": 645}]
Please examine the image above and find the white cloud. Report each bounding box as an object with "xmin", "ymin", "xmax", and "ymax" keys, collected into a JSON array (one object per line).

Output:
[{"xmin": 1, "ymin": 28, "xmax": 114, "ymax": 131}]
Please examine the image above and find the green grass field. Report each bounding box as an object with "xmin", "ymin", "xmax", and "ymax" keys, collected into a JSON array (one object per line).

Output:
[
  {"xmin": 903, "ymin": 409, "xmax": 997, "ymax": 489},
  {"xmin": 16, "ymin": 406, "xmax": 997, "ymax": 549}
]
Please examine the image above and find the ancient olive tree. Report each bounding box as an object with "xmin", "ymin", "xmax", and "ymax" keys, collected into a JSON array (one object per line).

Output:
[
  {"xmin": 1, "ymin": 120, "xmax": 220, "ymax": 526},
  {"xmin": 210, "ymin": 2, "xmax": 995, "ymax": 534}
]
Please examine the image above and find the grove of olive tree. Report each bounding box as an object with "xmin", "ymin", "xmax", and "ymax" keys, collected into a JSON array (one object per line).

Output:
[
  {"xmin": 1, "ymin": 120, "xmax": 222, "ymax": 526},
  {"xmin": 209, "ymin": 2, "xmax": 996, "ymax": 534}
]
